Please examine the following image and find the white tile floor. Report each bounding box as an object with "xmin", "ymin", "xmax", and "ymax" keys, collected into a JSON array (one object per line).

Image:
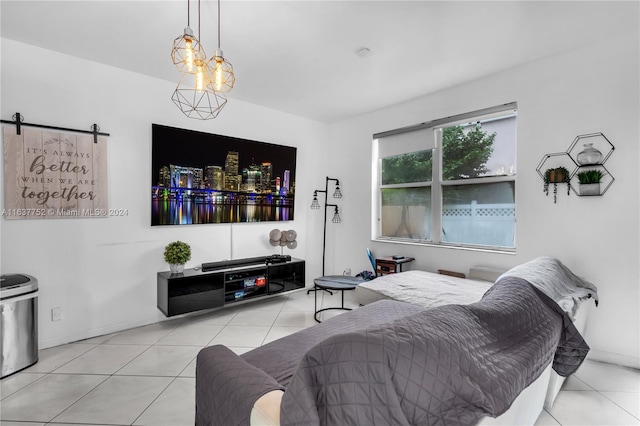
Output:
[{"xmin": 1, "ymin": 289, "xmax": 638, "ymax": 426}]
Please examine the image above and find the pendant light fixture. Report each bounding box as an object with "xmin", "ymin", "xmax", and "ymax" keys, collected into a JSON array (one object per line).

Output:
[
  {"xmin": 171, "ymin": 0, "xmax": 205, "ymax": 73},
  {"xmin": 172, "ymin": 0, "xmax": 227, "ymax": 119},
  {"xmin": 172, "ymin": 61, "xmax": 227, "ymax": 120},
  {"xmin": 207, "ymin": 0, "xmax": 235, "ymax": 93}
]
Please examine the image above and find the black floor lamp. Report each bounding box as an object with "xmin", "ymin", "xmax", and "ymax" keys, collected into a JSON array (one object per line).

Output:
[{"xmin": 307, "ymin": 176, "xmax": 342, "ymax": 293}]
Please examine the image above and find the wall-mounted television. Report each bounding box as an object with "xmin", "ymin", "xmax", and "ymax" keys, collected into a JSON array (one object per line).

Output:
[{"xmin": 151, "ymin": 124, "xmax": 297, "ymax": 225}]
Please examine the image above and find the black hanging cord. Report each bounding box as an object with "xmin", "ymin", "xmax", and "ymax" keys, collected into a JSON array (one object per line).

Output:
[
  {"xmin": 218, "ymin": 0, "xmax": 221, "ymax": 49},
  {"xmin": 187, "ymin": 0, "xmax": 190, "ymax": 27},
  {"xmin": 0, "ymin": 112, "xmax": 110, "ymax": 143}
]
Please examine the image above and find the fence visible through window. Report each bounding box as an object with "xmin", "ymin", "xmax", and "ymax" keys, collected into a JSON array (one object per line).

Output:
[{"xmin": 442, "ymin": 201, "xmax": 515, "ymax": 247}]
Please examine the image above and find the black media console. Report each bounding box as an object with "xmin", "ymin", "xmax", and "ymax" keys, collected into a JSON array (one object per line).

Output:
[{"xmin": 157, "ymin": 256, "xmax": 305, "ymax": 317}]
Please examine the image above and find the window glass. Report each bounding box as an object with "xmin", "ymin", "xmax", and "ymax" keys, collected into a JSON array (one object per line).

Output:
[
  {"xmin": 374, "ymin": 105, "xmax": 516, "ymax": 251},
  {"xmin": 381, "ymin": 150, "xmax": 433, "ymax": 185},
  {"xmin": 442, "ymin": 116, "xmax": 516, "ymax": 180},
  {"xmin": 380, "ymin": 187, "xmax": 431, "ymax": 240},
  {"xmin": 442, "ymin": 182, "xmax": 515, "ymax": 247}
]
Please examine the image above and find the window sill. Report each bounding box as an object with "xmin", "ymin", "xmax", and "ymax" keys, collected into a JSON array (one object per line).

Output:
[{"xmin": 372, "ymin": 238, "xmax": 516, "ymax": 255}]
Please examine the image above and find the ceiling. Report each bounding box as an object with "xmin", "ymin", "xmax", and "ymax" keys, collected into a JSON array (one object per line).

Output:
[{"xmin": 1, "ymin": 1, "xmax": 638, "ymax": 123}]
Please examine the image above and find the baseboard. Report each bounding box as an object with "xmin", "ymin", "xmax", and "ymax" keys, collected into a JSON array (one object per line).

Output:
[
  {"xmin": 588, "ymin": 349, "xmax": 640, "ymax": 369},
  {"xmin": 38, "ymin": 315, "xmax": 166, "ymax": 350}
]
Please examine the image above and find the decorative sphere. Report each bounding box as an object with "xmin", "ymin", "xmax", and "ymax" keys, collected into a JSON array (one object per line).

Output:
[
  {"xmin": 285, "ymin": 230, "xmax": 297, "ymax": 242},
  {"xmin": 269, "ymin": 229, "xmax": 282, "ymax": 241}
]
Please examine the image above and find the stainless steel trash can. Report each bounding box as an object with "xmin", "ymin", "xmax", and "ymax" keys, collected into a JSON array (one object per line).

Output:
[{"xmin": 1, "ymin": 274, "xmax": 38, "ymax": 378}]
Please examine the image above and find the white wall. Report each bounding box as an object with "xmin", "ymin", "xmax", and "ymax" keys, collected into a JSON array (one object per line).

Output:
[
  {"xmin": 327, "ymin": 32, "xmax": 640, "ymax": 368},
  {"xmin": 0, "ymin": 39, "xmax": 328, "ymax": 348},
  {"xmin": 2, "ymin": 31, "xmax": 638, "ymax": 368}
]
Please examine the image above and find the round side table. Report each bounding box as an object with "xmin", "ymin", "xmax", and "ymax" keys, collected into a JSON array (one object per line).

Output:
[{"xmin": 313, "ymin": 275, "xmax": 364, "ymax": 323}]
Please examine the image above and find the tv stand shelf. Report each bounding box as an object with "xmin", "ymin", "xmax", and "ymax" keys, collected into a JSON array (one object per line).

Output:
[{"xmin": 157, "ymin": 257, "xmax": 305, "ymax": 317}]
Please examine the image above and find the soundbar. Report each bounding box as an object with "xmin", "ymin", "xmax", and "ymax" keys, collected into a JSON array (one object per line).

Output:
[
  {"xmin": 201, "ymin": 255, "xmax": 292, "ymax": 271},
  {"xmin": 201, "ymin": 256, "xmax": 267, "ymax": 272}
]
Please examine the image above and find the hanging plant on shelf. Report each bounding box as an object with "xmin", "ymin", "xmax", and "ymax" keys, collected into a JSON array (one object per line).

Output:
[{"xmin": 543, "ymin": 167, "xmax": 571, "ymax": 203}]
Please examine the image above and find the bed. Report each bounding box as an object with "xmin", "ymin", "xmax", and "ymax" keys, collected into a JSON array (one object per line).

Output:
[
  {"xmin": 195, "ymin": 257, "xmax": 598, "ymax": 425},
  {"xmin": 355, "ymin": 257, "xmax": 598, "ymax": 411}
]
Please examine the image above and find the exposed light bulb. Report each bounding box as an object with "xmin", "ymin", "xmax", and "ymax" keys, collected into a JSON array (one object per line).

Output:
[
  {"xmin": 185, "ymin": 38, "xmax": 194, "ymax": 72},
  {"xmin": 172, "ymin": 26, "xmax": 203, "ymax": 74},
  {"xmin": 207, "ymin": 49, "xmax": 234, "ymax": 93},
  {"xmin": 213, "ymin": 58, "xmax": 223, "ymax": 91},
  {"xmin": 195, "ymin": 63, "xmax": 205, "ymax": 91}
]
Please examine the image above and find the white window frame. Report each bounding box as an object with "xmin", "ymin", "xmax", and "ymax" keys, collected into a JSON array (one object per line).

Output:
[{"xmin": 372, "ymin": 103, "xmax": 517, "ymax": 252}]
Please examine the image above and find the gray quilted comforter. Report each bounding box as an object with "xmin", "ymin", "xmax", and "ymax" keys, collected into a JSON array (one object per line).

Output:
[
  {"xmin": 196, "ymin": 299, "xmax": 423, "ymax": 425},
  {"xmin": 196, "ymin": 276, "xmax": 588, "ymax": 426}
]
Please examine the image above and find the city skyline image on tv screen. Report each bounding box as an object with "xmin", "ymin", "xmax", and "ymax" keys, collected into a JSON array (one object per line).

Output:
[{"xmin": 151, "ymin": 124, "xmax": 297, "ymax": 225}]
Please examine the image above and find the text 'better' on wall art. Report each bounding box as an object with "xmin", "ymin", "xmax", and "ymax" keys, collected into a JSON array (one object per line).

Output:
[{"xmin": 3, "ymin": 127, "xmax": 108, "ymax": 219}]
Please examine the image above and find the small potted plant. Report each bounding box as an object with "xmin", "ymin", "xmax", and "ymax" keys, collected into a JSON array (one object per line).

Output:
[
  {"xmin": 164, "ymin": 240, "xmax": 191, "ymax": 273},
  {"xmin": 543, "ymin": 167, "xmax": 571, "ymax": 203},
  {"xmin": 576, "ymin": 169, "xmax": 604, "ymax": 196}
]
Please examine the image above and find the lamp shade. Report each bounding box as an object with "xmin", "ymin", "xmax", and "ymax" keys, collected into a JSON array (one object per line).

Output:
[
  {"xmin": 310, "ymin": 196, "xmax": 320, "ymax": 209},
  {"xmin": 332, "ymin": 207, "xmax": 341, "ymax": 223},
  {"xmin": 171, "ymin": 27, "xmax": 206, "ymax": 73},
  {"xmin": 172, "ymin": 63, "xmax": 227, "ymax": 120},
  {"xmin": 207, "ymin": 49, "xmax": 235, "ymax": 93}
]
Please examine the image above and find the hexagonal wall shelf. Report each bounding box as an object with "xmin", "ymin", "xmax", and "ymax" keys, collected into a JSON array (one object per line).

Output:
[
  {"xmin": 567, "ymin": 132, "xmax": 615, "ymax": 165},
  {"xmin": 538, "ymin": 132, "xmax": 615, "ymax": 200}
]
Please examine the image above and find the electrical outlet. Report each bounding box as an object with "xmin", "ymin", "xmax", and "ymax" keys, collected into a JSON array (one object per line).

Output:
[{"xmin": 51, "ymin": 307, "xmax": 62, "ymax": 321}]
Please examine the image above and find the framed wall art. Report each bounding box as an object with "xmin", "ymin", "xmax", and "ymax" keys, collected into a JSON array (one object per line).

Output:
[
  {"xmin": 151, "ymin": 124, "xmax": 297, "ymax": 226},
  {"xmin": 3, "ymin": 126, "xmax": 108, "ymax": 219}
]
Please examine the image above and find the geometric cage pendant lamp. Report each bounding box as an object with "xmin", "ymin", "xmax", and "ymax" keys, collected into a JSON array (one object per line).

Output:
[
  {"xmin": 171, "ymin": 0, "xmax": 230, "ymax": 119},
  {"xmin": 171, "ymin": 0, "xmax": 205, "ymax": 73},
  {"xmin": 171, "ymin": 66, "xmax": 227, "ymax": 120},
  {"xmin": 206, "ymin": 0, "xmax": 235, "ymax": 93}
]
